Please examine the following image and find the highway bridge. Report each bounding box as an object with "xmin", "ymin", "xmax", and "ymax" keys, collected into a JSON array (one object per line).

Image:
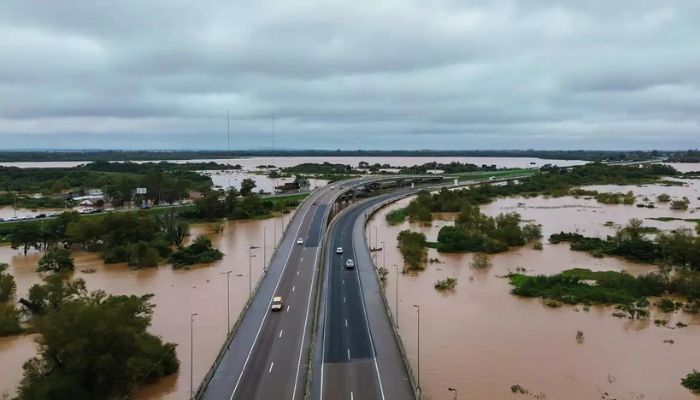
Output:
[{"xmin": 196, "ymin": 174, "xmax": 527, "ymax": 399}]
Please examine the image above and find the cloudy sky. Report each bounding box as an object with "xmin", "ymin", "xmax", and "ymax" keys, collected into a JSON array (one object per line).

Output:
[{"xmin": 1, "ymin": 0, "xmax": 699, "ymax": 150}]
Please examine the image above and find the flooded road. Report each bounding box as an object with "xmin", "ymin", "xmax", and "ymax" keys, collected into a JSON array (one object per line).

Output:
[
  {"xmin": 367, "ymin": 184, "xmax": 700, "ymax": 400},
  {"xmin": 0, "ymin": 214, "xmax": 288, "ymax": 399}
]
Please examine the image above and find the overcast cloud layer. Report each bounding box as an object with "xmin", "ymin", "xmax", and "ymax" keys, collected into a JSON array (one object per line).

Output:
[{"xmin": 1, "ymin": 0, "xmax": 699, "ymax": 150}]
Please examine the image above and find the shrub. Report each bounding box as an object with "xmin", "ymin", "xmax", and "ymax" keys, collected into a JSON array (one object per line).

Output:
[
  {"xmin": 434, "ymin": 277, "xmax": 457, "ymax": 291},
  {"xmin": 470, "ymin": 253, "xmax": 491, "ymax": 269},
  {"xmin": 397, "ymin": 230, "xmax": 427, "ymax": 271},
  {"xmin": 37, "ymin": 248, "xmax": 75, "ymax": 273},
  {"xmin": 682, "ymin": 371, "xmax": 700, "ymax": 393},
  {"xmin": 169, "ymin": 236, "xmax": 224, "ymax": 268}
]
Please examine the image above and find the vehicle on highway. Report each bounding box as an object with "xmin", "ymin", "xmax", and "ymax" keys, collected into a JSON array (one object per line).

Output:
[
  {"xmin": 296, "ymin": 237, "xmax": 304, "ymax": 245},
  {"xmin": 345, "ymin": 259, "xmax": 355, "ymax": 269},
  {"xmin": 271, "ymin": 296, "xmax": 283, "ymax": 311},
  {"xmin": 336, "ymin": 247, "xmax": 343, "ymax": 254}
]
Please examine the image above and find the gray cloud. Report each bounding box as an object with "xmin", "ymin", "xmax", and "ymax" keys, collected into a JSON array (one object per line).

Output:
[{"xmin": 0, "ymin": 0, "xmax": 699, "ymax": 150}]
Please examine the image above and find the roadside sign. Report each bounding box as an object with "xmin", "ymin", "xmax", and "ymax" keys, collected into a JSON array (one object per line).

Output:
[{"xmin": 136, "ymin": 187, "xmax": 147, "ymax": 194}]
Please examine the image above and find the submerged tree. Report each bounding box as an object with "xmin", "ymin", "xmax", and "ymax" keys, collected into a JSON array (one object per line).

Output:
[{"xmin": 17, "ymin": 275, "xmax": 179, "ymax": 399}]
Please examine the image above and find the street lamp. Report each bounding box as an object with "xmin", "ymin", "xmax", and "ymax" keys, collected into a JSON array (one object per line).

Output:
[
  {"xmin": 249, "ymin": 246, "xmax": 259, "ymax": 296},
  {"xmin": 413, "ymin": 304, "xmax": 421, "ymax": 393},
  {"xmin": 394, "ymin": 264, "xmax": 399, "ymax": 330},
  {"xmin": 220, "ymin": 271, "xmax": 232, "ymax": 332},
  {"xmin": 190, "ymin": 313, "xmax": 198, "ymax": 400},
  {"xmin": 449, "ymin": 387, "xmax": 457, "ymax": 400},
  {"xmin": 380, "ymin": 241, "xmax": 385, "ymax": 270}
]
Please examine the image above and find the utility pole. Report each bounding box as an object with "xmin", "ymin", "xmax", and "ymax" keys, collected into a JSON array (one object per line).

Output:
[
  {"xmin": 413, "ymin": 304, "xmax": 421, "ymax": 393},
  {"xmin": 220, "ymin": 271, "xmax": 232, "ymax": 332},
  {"xmin": 190, "ymin": 313, "xmax": 198, "ymax": 400}
]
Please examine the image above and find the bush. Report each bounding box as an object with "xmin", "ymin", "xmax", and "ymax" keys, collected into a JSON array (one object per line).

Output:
[
  {"xmin": 37, "ymin": 248, "xmax": 75, "ymax": 273},
  {"xmin": 682, "ymin": 371, "xmax": 700, "ymax": 393},
  {"xmin": 169, "ymin": 236, "xmax": 223, "ymax": 268},
  {"xmin": 0, "ymin": 263, "xmax": 16, "ymax": 302},
  {"xmin": 470, "ymin": 253, "xmax": 491, "ymax": 269},
  {"xmin": 0, "ymin": 303, "xmax": 22, "ymax": 336},
  {"xmin": 397, "ymin": 230, "xmax": 427, "ymax": 271},
  {"xmin": 657, "ymin": 193, "xmax": 671, "ymax": 202},
  {"xmin": 434, "ymin": 277, "xmax": 457, "ymax": 291},
  {"xmin": 386, "ymin": 208, "xmax": 409, "ymax": 225},
  {"xmin": 671, "ymin": 198, "xmax": 690, "ymax": 210}
]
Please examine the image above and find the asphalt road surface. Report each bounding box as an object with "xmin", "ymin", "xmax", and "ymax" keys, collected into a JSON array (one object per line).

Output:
[
  {"xmin": 314, "ymin": 192, "xmax": 415, "ymax": 400},
  {"xmin": 201, "ymin": 185, "xmax": 338, "ymax": 400}
]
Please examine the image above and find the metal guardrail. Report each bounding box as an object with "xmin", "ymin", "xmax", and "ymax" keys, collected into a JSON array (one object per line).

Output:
[{"xmin": 361, "ymin": 193, "xmax": 422, "ymax": 399}]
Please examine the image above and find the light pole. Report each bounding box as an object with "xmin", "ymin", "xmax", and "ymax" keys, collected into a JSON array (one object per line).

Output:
[
  {"xmin": 220, "ymin": 271, "xmax": 232, "ymax": 332},
  {"xmin": 263, "ymin": 226, "xmax": 267, "ymax": 269},
  {"xmin": 248, "ymin": 246, "xmax": 259, "ymax": 297},
  {"xmin": 413, "ymin": 304, "xmax": 421, "ymax": 393},
  {"xmin": 380, "ymin": 241, "xmax": 385, "ymax": 270},
  {"xmin": 449, "ymin": 387, "xmax": 457, "ymax": 400},
  {"xmin": 394, "ymin": 264, "xmax": 399, "ymax": 330},
  {"xmin": 190, "ymin": 313, "xmax": 198, "ymax": 400}
]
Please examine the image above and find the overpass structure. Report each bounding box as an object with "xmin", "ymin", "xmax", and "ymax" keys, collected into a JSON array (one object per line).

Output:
[
  {"xmin": 196, "ymin": 176, "xmax": 440, "ymax": 400},
  {"xmin": 197, "ymin": 173, "xmax": 538, "ymax": 399}
]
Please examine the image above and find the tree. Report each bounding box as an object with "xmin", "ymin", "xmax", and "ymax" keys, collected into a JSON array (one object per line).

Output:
[
  {"xmin": 0, "ymin": 263, "xmax": 17, "ymax": 302},
  {"xmin": 0, "ymin": 302, "xmax": 22, "ymax": 336},
  {"xmin": 158, "ymin": 212, "xmax": 189, "ymax": 246},
  {"xmin": 25, "ymin": 274, "xmax": 88, "ymax": 315},
  {"xmin": 240, "ymin": 178, "xmax": 257, "ymax": 196},
  {"xmin": 17, "ymin": 277, "xmax": 179, "ymax": 399},
  {"xmin": 11, "ymin": 223, "xmax": 43, "ymax": 255},
  {"xmin": 66, "ymin": 217, "xmax": 105, "ymax": 248},
  {"xmin": 37, "ymin": 248, "xmax": 75, "ymax": 273}
]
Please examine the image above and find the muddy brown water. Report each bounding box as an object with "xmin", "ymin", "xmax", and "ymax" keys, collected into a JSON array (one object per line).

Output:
[
  {"xmin": 367, "ymin": 184, "xmax": 700, "ymax": 400},
  {"xmin": 0, "ymin": 215, "xmax": 287, "ymax": 399}
]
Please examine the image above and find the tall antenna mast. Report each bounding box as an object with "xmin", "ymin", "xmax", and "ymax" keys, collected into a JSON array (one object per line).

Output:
[{"xmin": 227, "ymin": 109, "xmax": 231, "ymax": 188}]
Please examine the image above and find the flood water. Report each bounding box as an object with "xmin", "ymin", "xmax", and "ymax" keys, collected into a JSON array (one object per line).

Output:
[
  {"xmin": 367, "ymin": 182, "xmax": 700, "ymax": 400},
  {"xmin": 0, "ymin": 214, "xmax": 289, "ymax": 399},
  {"xmin": 0, "ymin": 156, "xmax": 585, "ymax": 170}
]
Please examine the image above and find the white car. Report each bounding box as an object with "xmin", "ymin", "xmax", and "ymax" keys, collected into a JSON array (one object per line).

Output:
[
  {"xmin": 296, "ymin": 238, "xmax": 304, "ymax": 245},
  {"xmin": 336, "ymin": 247, "xmax": 343, "ymax": 254},
  {"xmin": 271, "ymin": 296, "xmax": 283, "ymax": 311},
  {"xmin": 345, "ymin": 259, "xmax": 355, "ymax": 269}
]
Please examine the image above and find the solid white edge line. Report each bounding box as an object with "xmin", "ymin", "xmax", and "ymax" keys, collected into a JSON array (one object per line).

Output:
[
  {"xmin": 228, "ymin": 192, "xmax": 318, "ymax": 400},
  {"xmin": 269, "ymin": 362, "xmax": 274, "ymax": 373}
]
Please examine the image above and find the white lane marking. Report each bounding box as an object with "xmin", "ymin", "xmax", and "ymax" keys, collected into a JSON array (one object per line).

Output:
[
  {"xmin": 297, "ymin": 270, "xmax": 300, "ymax": 275},
  {"xmin": 351, "ymin": 225, "xmax": 387, "ymax": 399},
  {"xmin": 292, "ymin": 286, "xmax": 295, "ymax": 292},
  {"xmin": 268, "ymin": 362, "xmax": 274, "ymax": 373},
  {"xmin": 351, "ymin": 392, "xmax": 354, "ymax": 400},
  {"xmin": 343, "ymin": 296, "xmax": 346, "ymax": 303},
  {"xmin": 347, "ymin": 348, "xmax": 351, "ymax": 360},
  {"xmin": 300, "ymin": 257, "xmax": 303, "ymax": 262},
  {"xmin": 342, "ymin": 279, "xmax": 345, "ymax": 285},
  {"xmin": 292, "ymin": 191, "xmax": 331, "ymax": 400},
  {"xmin": 228, "ymin": 192, "xmax": 318, "ymax": 399},
  {"xmin": 279, "ymin": 329, "xmax": 284, "ymax": 338},
  {"xmin": 345, "ymin": 318, "xmax": 348, "ymax": 327}
]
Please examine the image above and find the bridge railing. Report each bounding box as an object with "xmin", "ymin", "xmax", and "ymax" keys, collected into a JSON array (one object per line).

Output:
[{"xmin": 361, "ymin": 193, "xmax": 422, "ymax": 400}]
